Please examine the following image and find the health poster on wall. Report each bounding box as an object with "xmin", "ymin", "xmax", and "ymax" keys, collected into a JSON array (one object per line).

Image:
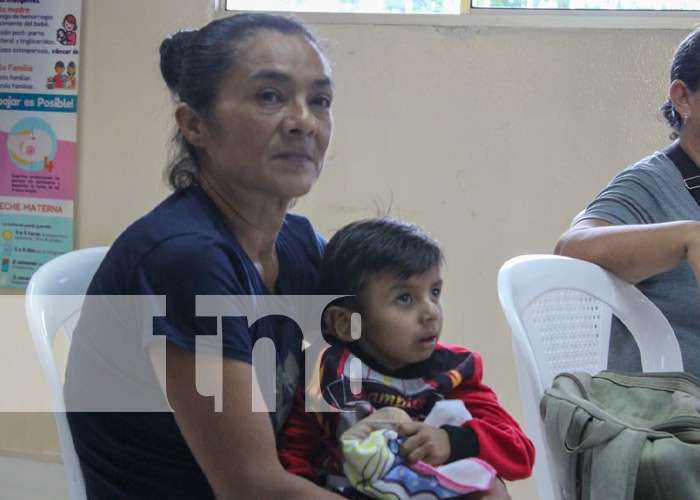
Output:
[{"xmin": 0, "ymin": 0, "xmax": 80, "ymax": 289}]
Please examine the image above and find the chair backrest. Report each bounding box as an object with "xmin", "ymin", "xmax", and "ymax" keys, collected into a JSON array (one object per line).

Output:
[
  {"xmin": 25, "ymin": 246, "xmax": 109, "ymax": 500},
  {"xmin": 497, "ymin": 254, "xmax": 683, "ymax": 500}
]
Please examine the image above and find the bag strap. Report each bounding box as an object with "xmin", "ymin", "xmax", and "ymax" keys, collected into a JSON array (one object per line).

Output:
[{"xmin": 664, "ymin": 141, "xmax": 700, "ymax": 207}]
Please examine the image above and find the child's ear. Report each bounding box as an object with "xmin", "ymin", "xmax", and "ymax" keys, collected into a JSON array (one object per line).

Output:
[{"xmin": 324, "ymin": 306, "xmax": 360, "ymax": 342}]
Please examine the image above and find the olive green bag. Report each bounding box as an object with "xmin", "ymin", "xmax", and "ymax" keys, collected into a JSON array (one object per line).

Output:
[{"xmin": 541, "ymin": 370, "xmax": 700, "ymax": 500}]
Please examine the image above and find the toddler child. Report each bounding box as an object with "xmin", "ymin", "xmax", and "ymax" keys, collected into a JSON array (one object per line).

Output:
[{"xmin": 277, "ymin": 218, "xmax": 534, "ymax": 498}]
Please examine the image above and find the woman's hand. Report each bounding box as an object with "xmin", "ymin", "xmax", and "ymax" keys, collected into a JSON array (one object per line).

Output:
[
  {"xmin": 397, "ymin": 421, "xmax": 450, "ymax": 465},
  {"xmin": 685, "ymin": 227, "xmax": 700, "ymax": 287}
]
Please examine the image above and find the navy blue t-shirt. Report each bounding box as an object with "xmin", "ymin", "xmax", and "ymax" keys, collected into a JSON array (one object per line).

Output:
[{"xmin": 64, "ymin": 185, "xmax": 325, "ymax": 499}]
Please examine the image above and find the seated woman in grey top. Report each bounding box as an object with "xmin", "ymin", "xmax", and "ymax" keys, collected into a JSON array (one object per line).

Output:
[{"xmin": 555, "ymin": 28, "xmax": 700, "ymax": 379}]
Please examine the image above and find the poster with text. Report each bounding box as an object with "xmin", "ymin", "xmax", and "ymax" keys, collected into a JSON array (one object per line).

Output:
[{"xmin": 0, "ymin": 0, "xmax": 80, "ymax": 288}]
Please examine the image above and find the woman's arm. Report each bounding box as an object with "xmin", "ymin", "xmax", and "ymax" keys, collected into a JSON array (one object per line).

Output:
[
  {"xmin": 151, "ymin": 341, "xmax": 342, "ymax": 500},
  {"xmin": 554, "ymin": 218, "xmax": 700, "ymax": 284}
]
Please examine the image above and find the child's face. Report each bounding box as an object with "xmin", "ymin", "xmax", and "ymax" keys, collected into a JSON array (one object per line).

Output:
[{"xmin": 355, "ymin": 265, "xmax": 443, "ymax": 371}]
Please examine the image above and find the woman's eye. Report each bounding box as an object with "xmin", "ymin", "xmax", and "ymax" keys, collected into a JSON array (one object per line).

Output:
[
  {"xmin": 312, "ymin": 95, "xmax": 332, "ymax": 108},
  {"xmin": 258, "ymin": 90, "xmax": 282, "ymax": 104},
  {"xmin": 396, "ymin": 294, "xmax": 411, "ymax": 305}
]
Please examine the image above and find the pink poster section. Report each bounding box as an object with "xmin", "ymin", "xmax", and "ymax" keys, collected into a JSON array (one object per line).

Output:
[{"xmin": 0, "ymin": 0, "xmax": 81, "ymax": 288}]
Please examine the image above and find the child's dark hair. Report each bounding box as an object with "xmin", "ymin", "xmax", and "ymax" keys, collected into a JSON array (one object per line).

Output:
[{"xmin": 320, "ymin": 218, "xmax": 443, "ymax": 309}]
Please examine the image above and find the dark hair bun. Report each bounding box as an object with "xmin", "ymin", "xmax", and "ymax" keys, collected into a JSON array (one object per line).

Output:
[{"xmin": 159, "ymin": 29, "xmax": 197, "ymax": 95}]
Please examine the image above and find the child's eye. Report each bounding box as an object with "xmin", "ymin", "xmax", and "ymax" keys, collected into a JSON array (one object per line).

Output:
[
  {"xmin": 396, "ymin": 294, "xmax": 411, "ymax": 305},
  {"xmin": 431, "ymin": 288, "xmax": 441, "ymax": 299}
]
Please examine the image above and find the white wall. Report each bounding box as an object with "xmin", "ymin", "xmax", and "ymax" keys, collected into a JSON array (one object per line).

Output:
[
  {"xmin": 1, "ymin": 2, "xmax": 694, "ymax": 498},
  {"xmin": 296, "ymin": 22, "xmax": 686, "ymax": 500}
]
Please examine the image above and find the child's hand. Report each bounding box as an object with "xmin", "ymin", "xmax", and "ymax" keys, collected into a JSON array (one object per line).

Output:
[{"xmin": 396, "ymin": 421, "xmax": 450, "ymax": 465}]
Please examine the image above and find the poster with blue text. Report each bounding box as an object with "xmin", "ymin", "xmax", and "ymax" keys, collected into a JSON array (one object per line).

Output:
[{"xmin": 0, "ymin": 0, "xmax": 80, "ymax": 288}]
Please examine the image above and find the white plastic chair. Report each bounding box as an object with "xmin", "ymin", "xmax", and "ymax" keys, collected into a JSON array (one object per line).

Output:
[
  {"xmin": 25, "ymin": 246, "xmax": 109, "ymax": 500},
  {"xmin": 497, "ymin": 254, "xmax": 684, "ymax": 500}
]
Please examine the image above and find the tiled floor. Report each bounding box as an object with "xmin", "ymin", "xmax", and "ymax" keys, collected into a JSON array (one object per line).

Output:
[{"xmin": 0, "ymin": 456, "xmax": 69, "ymax": 500}]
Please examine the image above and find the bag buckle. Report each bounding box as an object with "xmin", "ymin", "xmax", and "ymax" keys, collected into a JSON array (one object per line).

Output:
[{"xmin": 685, "ymin": 175, "xmax": 700, "ymax": 190}]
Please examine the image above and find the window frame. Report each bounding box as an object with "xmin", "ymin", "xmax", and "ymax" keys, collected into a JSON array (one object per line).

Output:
[{"xmin": 216, "ymin": 2, "xmax": 699, "ymax": 30}]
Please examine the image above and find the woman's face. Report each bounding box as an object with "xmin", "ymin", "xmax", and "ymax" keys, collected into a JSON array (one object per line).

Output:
[{"xmin": 197, "ymin": 30, "xmax": 333, "ymax": 203}]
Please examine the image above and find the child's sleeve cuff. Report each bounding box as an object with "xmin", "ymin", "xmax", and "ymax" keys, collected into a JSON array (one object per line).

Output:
[{"xmin": 441, "ymin": 424, "xmax": 479, "ymax": 462}]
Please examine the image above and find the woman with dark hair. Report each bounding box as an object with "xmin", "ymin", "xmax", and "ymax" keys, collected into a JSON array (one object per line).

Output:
[
  {"xmin": 58, "ymin": 14, "xmax": 77, "ymax": 45},
  {"xmin": 64, "ymin": 13, "xmax": 343, "ymax": 499},
  {"xmin": 555, "ymin": 28, "xmax": 700, "ymax": 379}
]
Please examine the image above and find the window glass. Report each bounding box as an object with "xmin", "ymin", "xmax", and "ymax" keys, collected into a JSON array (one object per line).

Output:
[
  {"xmin": 471, "ymin": 0, "xmax": 698, "ymax": 9},
  {"xmin": 225, "ymin": 0, "xmax": 462, "ymax": 14}
]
